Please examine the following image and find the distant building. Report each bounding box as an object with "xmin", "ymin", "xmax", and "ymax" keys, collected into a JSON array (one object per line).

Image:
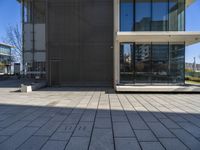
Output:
[
  {"xmin": 0, "ymin": 43, "xmax": 12, "ymax": 74},
  {"xmin": 193, "ymin": 57, "xmax": 197, "ymax": 71},
  {"xmin": 186, "ymin": 62, "xmax": 200, "ymax": 71}
]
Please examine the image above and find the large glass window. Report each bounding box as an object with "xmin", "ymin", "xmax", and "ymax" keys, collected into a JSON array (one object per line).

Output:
[
  {"xmin": 24, "ymin": 0, "xmax": 33, "ymax": 23},
  {"xmin": 120, "ymin": 0, "xmax": 185, "ymax": 31},
  {"xmin": 135, "ymin": 0, "xmax": 151, "ymax": 31},
  {"xmin": 169, "ymin": 0, "xmax": 185, "ymax": 31},
  {"xmin": 135, "ymin": 43, "xmax": 151, "ymax": 84},
  {"xmin": 152, "ymin": 0, "xmax": 168, "ymax": 31},
  {"xmin": 152, "ymin": 44, "xmax": 169, "ymax": 84},
  {"xmin": 120, "ymin": 42, "xmax": 185, "ymax": 85},
  {"xmin": 178, "ymin": 0, "xmax": 185, "ymax": 31},
  {"xmin": 120, "ymin": 43, "xmax": 134, "ymax": 83},
  {"xmin": 169, "ymin": 43, "xmax": 185, "ymax": 84},
  {"xmin": 169, "ymin": 0, "xmax": 178, "ymax": 31},
  {"xmin": 120, "ymin": 0, "xmax": 134, "ymax": 31},
  {"xmin": 23, "ymin": 0, "xmax": 46, "ymax": 24}
]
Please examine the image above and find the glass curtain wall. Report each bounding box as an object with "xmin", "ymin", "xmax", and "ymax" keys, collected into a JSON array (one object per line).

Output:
[
  {"xmin": 120, "ymin": 0, "xmax": 134, "ymax": 31},
  {"xmin": 120, "ymin": 42, "xmax": 185, "ymax": 85},
  {"xmin": 178, "ymin": 0, "xmax": 185, "ymax": 31},
  {"xmin": 120, "ymin": 0, "xmax": 185, "ymax": 31},
  {"xmin": 135, "ymin": 0, "xmax": 151, "ymax": 31},
  {"xmin": 152, "ymin": 0, "xmax": 168, "ymax": 31},
  {"xmin": 152, "ymin": 44, "xmax": 169, "ymax": 84},
  {"xmin": 169, "ymin": 0, "xmax": 185, "ymax": 31},
  {"xmin": 135, "ymin": 44, "xmax": 152, "ymax": 84},
  {"xmin": 120, "ymin": 43, "xmax": 134, "ymax": 83},
  {"xmin": 169, "ymin": 43, "xmax": 185, "ymax": 84},
  {"xmin": 23, "ymin": 0, "xmax": 33, "ymax": 23},
  {"xmin": 169, "ymin": 0, "xmax": 178, "ymax": 30}
]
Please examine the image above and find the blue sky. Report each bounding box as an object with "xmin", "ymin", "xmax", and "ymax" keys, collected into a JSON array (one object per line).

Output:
[
  {"xmin": 186, "ymin": 0, "xmax": 200, "ymax": 63},
  {"xmin": 0, "ymin": 0, "xmax": 200, "ymax": 63},
  {"xmin": 0, "ymin": 0, "xmax": 21, "ymax": 37}
]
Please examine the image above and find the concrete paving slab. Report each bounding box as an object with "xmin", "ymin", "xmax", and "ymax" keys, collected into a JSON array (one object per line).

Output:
[
  {"xmin": 17, "ymin": 136, "xmax": 48, "ymax": 150},
  {"xmin": 0, "ymin": 85, "xmax": 200, "ymax": 150},
  {"xmin": 73, "ymin": 122, "xmax": 93, "ymax": 137},
  {"xmin": 41, "ymin": 140, "xmax": 67, "ymax": 150},
  {"xmin": 135, "ymin": 130, "xmax": 157, "ymax": 142},
  {"xmin": 89, "ymin": 128, "xmax": 114, "ymax": 150},
  {"xmin": 159, "ymin": 138, "xmax": 189, "ymax": 150},
  {"xmin": 140, "ymin": 142, "xmax": 165, "ymax": 150},
  {"xmin": 115, "ymin": 138, "xmax": 141, "ymax": 150},
  {"xmin": 65, "ymin": 137, "xmax": 90, "ymax": 150},
  {"xmin": 171, "ymin": 129, "xmax": 200, "ymax": 150},
  {"xmin": 113, "ymin": 122, "xmax": 135, "ymax": 137},
  {"xmin": 0, "ymin": 127, "xmax": 38, "ymax": 150}
]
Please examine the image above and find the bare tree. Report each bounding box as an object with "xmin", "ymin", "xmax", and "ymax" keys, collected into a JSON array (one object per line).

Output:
[{"xmin": 1, "ymin": 24, "xmax": 22, "ymax": 63}]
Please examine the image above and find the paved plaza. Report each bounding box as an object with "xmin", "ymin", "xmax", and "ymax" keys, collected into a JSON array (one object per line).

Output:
[{"xmin": 0, "ymin": 81, "xmax": 200, "ymax": 150}]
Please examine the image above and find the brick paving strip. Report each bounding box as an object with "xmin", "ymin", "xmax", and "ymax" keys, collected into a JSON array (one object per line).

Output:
[{"xmin": 0, "ymin": 87, "xmax": 200, "ymax": 150}]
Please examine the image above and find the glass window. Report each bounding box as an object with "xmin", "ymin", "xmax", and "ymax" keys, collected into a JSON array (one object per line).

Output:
[
  {"xmin": 135, "ymin": 0, "xmax": 151, "ymax": 31},
  {"xmin": 119, "ymin": 43, "xmax": 185, "ymax": 85},
  {"xmin": 120, "ymin": 0, "xmax": 134, "ymax": 31},
  {"xmin": 169, "ymin": 43, "xmax": 185, "ymax": 84},
  {"xmin": 23, "ymin": 0, "xmax": 46, "ymax": 24},
  {"xmin": 152, "ymin": 44, "xmax": 169, "ymax": 84},
  {"xmin": 169, "ymin": 0, "xmax": 185, "ymax": 31},
  {"xmin": 169, "ymin": 0, "xmax": 178, "ymax": 31},
  {"xmin": 152, "ymin": 0, "xmax": 168, "ymax": 31},
  {"xmin": 135, "ymin": 43, "xmax": 151, "ymax": 84},
  {"xmin": 24, "ymin": 0, "xmax": 33, "ymax": 23},
  {"xmin": 178, "ymin": 0, "xmax": 185, "ymax": 31},
  {"xmin": 120, "ymin": 43, "xmax": 134, "ymax": 83},
  {"xmin": 119, "ymin": 0, "xmax": 185, "ymax": 31}
]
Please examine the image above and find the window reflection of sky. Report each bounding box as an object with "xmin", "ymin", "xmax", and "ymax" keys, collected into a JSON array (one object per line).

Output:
[{"xmin": 123, "ymin": 44, "xmax": 131, "ymax": 56}]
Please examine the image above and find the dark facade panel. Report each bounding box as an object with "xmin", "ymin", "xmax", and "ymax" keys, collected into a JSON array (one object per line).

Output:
[{"xmin": 47, "ymin": 0, "xmax": 113, "ymax": 86}]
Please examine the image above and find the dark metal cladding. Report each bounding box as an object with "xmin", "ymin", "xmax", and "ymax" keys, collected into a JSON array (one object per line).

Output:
[{"xmin": 47, "ymin": 0, "xmax": 114, "ymax": 86}]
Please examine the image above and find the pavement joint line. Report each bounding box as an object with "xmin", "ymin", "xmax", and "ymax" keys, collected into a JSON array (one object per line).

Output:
[{"xmin": 147, "ymin": 94, "xmax": 200, "ymax": 146}]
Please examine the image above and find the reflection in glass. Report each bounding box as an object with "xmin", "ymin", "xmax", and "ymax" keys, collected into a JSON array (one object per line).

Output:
[
  {"xmin": 120, "ymin": 43, "xmax": 185, "ymax": 85},
  {"xmin": 178, "ymin": 0, "xmax": 185, "ymax": 31},
  {"xmin": 120, "ymin": 0, "xmax": 185, "ymax": 31},
  {"xmin": 169, "ymin": 0, "xmax": 178, "ymax": 31},
  {"xmin": 169, "ymin": 44, "xmax": 185, "ymax": 84},
  {"xmin": 152, "ymin": 0, "xmax": 168, "ymax": 31},
  {"xmin": 135, "ymin": 0, "xmax": 151, "ymax": 31},
  {"xmin": 152, "ymin": 44, "xmax": 169, "ymax": 84},
  {"xmin": 120, "ymin": 43, "xmax": 134, "ymax": 83},
  {"xmin": 135, "ymin": 44, "xmax": 151, "ymax": 84},
  {"xmin": 120, "ymin": 0, "xmax": 134, "ymax": 31}
]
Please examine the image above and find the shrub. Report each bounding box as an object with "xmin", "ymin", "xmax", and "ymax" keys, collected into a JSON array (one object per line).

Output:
[{"xmin": 185, "ymin": 76, "xmax": 200, "ymax": 82}]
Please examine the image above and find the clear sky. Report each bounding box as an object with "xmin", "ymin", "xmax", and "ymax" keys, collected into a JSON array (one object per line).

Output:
[
  {"xmin": 0, "ymin": 0, "xmax": 200, "ymax": 63},
  {"xmin": 186, "ymin": 0, "xmax": 200, "ymax": 63},
  {"xmin": 0, "ymin": 0, "xmax": 21, "ymax": 37}
]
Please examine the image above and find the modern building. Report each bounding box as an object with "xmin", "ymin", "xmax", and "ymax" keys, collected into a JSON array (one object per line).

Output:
[
  {"xmin": 18, "ymin": 0, "xmax": 200, "ymax": 91},
  {"xmin": 0, "ymin": 43, "xmax": 12, "ymax": 75}
]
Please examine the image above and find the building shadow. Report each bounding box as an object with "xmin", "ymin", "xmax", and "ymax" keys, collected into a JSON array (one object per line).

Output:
[{"xmin": 0, "ymin": 101, "xmax": 200, "ymax": 149}]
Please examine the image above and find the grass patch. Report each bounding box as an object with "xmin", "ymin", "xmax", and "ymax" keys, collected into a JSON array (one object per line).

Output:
[
  {"xmin": 185, "ymin": 76, "xmax": 200, "ymax": 84},
  {"xmin": 185, "ymin": 76, "xmax": 200, "ymax": 82},
  {"xmin": 185, "ymin": 80, "xmax": 200, "ymax": 85}
]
